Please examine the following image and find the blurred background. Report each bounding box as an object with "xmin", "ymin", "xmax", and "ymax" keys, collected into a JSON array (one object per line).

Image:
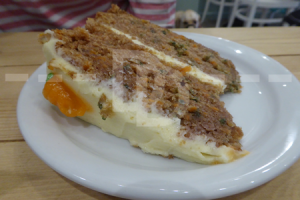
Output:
[
  {"xmin": 1, "ymin": 0, "xmax": 300, "ymax": 32},
  {"xmin": 176, "ymin": 0, "xmax": 300, "ymax": 28}
]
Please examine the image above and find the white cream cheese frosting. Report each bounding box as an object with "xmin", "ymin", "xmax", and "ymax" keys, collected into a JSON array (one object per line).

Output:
[
  {"xmin": 41, "ymin": 30, "xmax": 247, "ymax": 164},
  {"xmin": 104, "ymin": 25, "xmax": 226, "ymax": 91}
]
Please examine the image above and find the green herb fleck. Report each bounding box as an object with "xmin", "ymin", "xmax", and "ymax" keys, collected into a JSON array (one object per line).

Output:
[
  {"xmin": 124, "ymin": 84, "xmax": 130, "ymax": 89},
  {"xmin": 152, "ymin": 38, "xmax": 160, "ymax": 43},
  {"xmin": 184, "ymin": 77, "xmax": 191, "ymax": 83},
  {"xmin": 46, "ymin": 73, "xmax": 54, "ymax": 82},
  {"xmin": 150, "ymin": 28, "xmax": 156, "ymax": 33},
  {"xmin": 190, "ymin": 96, "xmax": 198, "ymax": 102},
  {"xmin": 179, "ymin": 99, "xmax": 185, "ymax": 105},
  {"xmin": 98, "ymin": 102, "xmax": 103, "ymax": 110},
  {"xmin": 193, "ymin": 111, "xmax": 201, "ymax": 118},
  {"xmin": 203, "ymin": 55, "xmax": 212, "ymax": 62},
  {"xmin": 102, "ymin": 116, "xmax": 106, "ymax": 120},
  {"xmin": 169, "ymin": 41, "xmax": 187, "ymax": 56},
  {"xmin": 123, "ymin": 65, "xmax": 131, "ymax": 71},
  {"xmin": 160, "ymin": 69, "xmax": 167, "ymax": 74},
  {"xmin": 170, "ymin": 87, "xmax": 178, "ymax": 93},
  {"xmin": 162, "ymin": 30, "xmax": 166, "ymax": 35},
  {"xmin": 220, "ymin": 118, "xmax": 226, "ymax": 125},
  {"xmin": 227, "ymin": 81, "xmax": 240, "ymax": 93},
  {"xmin": 169, "ymin": 41, "xmax": 176, "ymax": 46},
  {"xmin": 189, "ymin": 89, "xmax": 196, "ymax": 95},
  {"xmin": 110, "ymin": 72, "xmax": 115, "ymax": 79}
]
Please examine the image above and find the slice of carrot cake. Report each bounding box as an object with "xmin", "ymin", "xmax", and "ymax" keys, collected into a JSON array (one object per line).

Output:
[{"xmin": 38, "ymin": 6, "xmax": 248, "ymax": 164}]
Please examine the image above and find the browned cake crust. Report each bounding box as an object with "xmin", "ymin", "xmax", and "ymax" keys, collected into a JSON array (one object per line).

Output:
[
  {"xmin": 39, "ymin": 23, "xmax": 243, "ymax": 150},
  {"xmin": 92, "ymin": 4, "xmax": 241, "ymax": 93}
]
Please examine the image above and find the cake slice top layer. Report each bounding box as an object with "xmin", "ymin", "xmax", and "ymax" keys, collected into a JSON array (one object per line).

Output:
[{"xmin": 93, "ymin": 4, "xmax": 241, "ymax": 93}]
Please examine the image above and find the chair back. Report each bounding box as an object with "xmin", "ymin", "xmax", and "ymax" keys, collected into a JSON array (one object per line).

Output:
[{"xmin": 240, "ymin": 0, "xmax": 300, "ymax": 8}]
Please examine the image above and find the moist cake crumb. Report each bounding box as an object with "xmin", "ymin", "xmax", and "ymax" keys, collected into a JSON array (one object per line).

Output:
[{"xmin": 39, "ymin": 4, "xmax": 247, "ymax": 164}]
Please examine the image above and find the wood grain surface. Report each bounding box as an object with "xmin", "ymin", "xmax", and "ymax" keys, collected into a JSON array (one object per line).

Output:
[{"xmin": 1, "ymin": 28, "xmax": 300, "ymax": 200}]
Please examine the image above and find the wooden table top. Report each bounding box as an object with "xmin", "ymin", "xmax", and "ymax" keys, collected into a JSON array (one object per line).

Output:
[{"xmin": 1, "ymin": 27, "xmax": 300, "ymax": 200}]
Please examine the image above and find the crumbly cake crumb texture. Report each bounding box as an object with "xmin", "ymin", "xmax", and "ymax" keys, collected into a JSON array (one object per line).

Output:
[{"xmin": 39, "ymin": 5, "xmax": 246, "ymax": 164}]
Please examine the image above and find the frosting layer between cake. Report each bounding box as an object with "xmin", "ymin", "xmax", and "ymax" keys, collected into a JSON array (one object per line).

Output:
[{"xmin": 41, "ymin": 33, "xmax": 248, "ymax": 164}]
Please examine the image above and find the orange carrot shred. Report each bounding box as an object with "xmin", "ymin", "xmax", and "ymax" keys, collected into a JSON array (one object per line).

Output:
[
  {"xmin": 188, "ymin": 107, "xmax": 198, "ymax": 112},
  {"xmin": 179, "ymin": 66, "xmax": 192, "ymax": 75},
  {"xmin": 211, "ymin": 106, "xmax": 219, "ymax": 111}
]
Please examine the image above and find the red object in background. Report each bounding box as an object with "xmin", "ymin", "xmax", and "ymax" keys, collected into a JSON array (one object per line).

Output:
[{"xmin": 0, "ymin": 0, "xmax": 176, "ymax": 32}]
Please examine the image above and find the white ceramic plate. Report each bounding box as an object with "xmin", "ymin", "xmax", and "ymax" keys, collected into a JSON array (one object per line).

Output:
[{"xmin": 17, "ymin": 32, "xmax": 300, "ymax": 200}]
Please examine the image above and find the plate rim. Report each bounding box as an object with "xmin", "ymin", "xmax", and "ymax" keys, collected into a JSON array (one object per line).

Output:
[{"xmin": 17, "ymin": 32, "xmax": 300, "ymax": 200}]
